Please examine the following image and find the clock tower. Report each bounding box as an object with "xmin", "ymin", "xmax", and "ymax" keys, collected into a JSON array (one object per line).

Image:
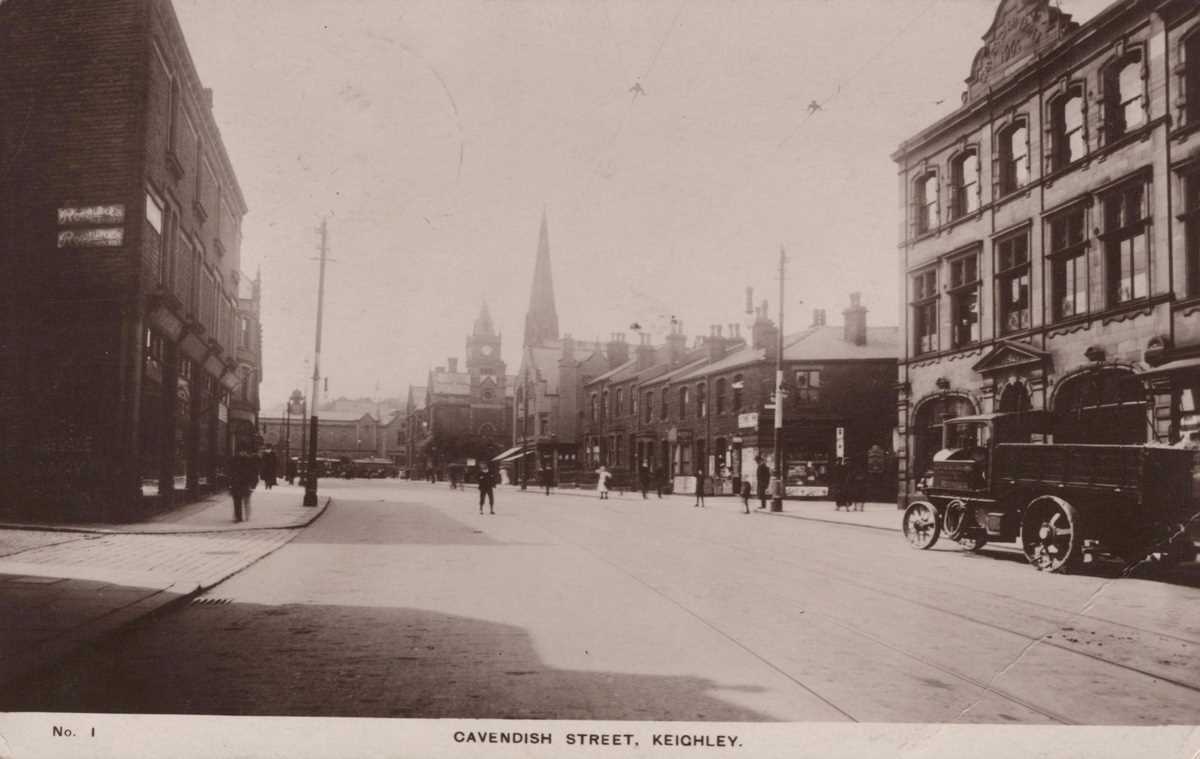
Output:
[{"xmin": 466, "ymin": 301, "xmax": 505, "ymax": 405}]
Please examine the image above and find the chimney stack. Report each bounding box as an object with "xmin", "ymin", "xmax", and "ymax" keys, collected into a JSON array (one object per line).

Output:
[
  {"xmin": 606, "ymin": 332, "xmax": 630, "ymax": 369},
  {"xmin": 811, "ymin": 308, "xmax": 826, "ymax": 327},
  {"xmin": 447, "ymin": 357, "xmax": 458, "ymax": 373},
  {"xmin": 635, "ymin": 332, "xmax": 655, "ymax": 369},
  {"xmin": 843, "ymin": 292, "xmax": 867, "ymax": 346},
  {"xmin": 665, "ymin": 320, "xmax": 687, "ymax": 365},
  {"xmin": 751, "ymin": 300, "xmax": 778, "ymax": 354}
]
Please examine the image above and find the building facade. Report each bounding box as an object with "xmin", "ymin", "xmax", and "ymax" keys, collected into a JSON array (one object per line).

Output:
[
  {"xmin": 582, "ymin": 295, "xmax": 898, "ymax": 497},
  {"xmin": 894, "ymin": 0, "xmax": 1200, "ymax": 505},
  {"xmin": 0, "ymin": 0, "xmax": 255, "ymax": 520}
]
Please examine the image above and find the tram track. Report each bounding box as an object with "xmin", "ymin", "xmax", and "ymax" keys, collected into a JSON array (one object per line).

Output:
[{"xmin": 508, "ymin": 495, "xmax": 1200, "ymax": 723}]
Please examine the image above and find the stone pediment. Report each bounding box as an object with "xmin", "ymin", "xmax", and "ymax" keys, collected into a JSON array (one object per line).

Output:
[
  {"xmin": 971, "ymin": 340, "xmax": 1050, "ymax": 375},
  {"xmin": 965, "ymin": 0, "xmax": 1078, "ymax": 102}
]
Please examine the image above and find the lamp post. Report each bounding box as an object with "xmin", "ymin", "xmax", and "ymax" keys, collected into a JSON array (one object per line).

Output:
[
  {"xmin": 303, "ymin": 219, "xmax": 329, "ymax": 507},
  {"xmin": 771, "ymin": 246, "xmax": 788, "ymax": 513}
]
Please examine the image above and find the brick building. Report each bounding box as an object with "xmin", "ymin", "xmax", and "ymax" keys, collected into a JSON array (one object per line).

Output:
[
  {"xmin": 259, "ymin": 396, "xmax": 405, "ymax": 464},
  {"xmin": 893, "ymin": 0, "xmax": 1200, "ymax": 506},
  {"xmin": 582, "ymin": 295, "xmax": 898, "ymax": 497},
  {"xmin": 0, "ymin": 0, "xmax": 255, "ymax": 520}
]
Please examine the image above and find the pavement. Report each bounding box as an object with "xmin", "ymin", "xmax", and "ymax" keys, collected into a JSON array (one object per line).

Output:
[{"xmin": 0, "ymin": 482, "xmax": 330, "ymax": 689}]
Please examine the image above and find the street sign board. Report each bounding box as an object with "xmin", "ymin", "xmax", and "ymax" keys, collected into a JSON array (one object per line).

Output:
[
  {"xmin": 836, "ymin": 427, "xmax": 845, "ymax": 458},
  {"xmin": 738, "ymin": 412, "xmax": 759, "ymax": 429}
]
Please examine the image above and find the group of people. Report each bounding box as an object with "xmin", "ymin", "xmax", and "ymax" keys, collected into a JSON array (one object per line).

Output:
[{"xmin": 831, "ymin": 457, "xmax": 867, "ymax": 511}]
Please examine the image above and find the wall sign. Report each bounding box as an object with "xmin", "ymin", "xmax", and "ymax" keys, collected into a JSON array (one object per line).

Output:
[
  {"xmin": 738, "ymin": 412, "xmax": 759, "ymax": 429},
  {"xmin": 58, "ymin": 204, "xmax": 125, "ymax": 225},
  {"xmin": 57, "ymin": 228, "xmax": 124, "ymax": 248}
]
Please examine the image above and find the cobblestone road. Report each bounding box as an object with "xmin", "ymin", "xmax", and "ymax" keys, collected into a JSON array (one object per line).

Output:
[{"xmin": 12, "ymin": 481, "xmax": 1200, "ymax": 723}]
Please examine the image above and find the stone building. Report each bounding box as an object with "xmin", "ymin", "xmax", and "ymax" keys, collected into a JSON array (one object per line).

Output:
[
  {"xmin": 0, "ymin": 0, "xmax": 254, "ymax": 520},
  {"xmin": 893, "ymin": 0, "xmax": 1200, "ymax": 505},
  {"xmin": 582, "ymin": 295, "xmax": 897, "ymax": 497}
]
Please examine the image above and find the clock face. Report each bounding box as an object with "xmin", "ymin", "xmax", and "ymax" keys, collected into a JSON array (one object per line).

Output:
[{"xmin": 481, "ymin": 345, "xmax": 494, "ymax": 356}]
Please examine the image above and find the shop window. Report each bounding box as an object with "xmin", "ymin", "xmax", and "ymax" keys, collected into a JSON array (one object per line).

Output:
[
  {"xmin": 911, "ymin": 395, "xmax": 975, "ymax": 480},
  {"xmin": 715, "ymin": 378, "xmax": 727, "ymax": 415},
  {"xmin": 1104, "ymin": 51, "xmax": 1145, "ymax": 141},
  {"xmin": 948, "ymin": 252, "xmax": 980, "ymax": 348},
  {"xmin": 1102, "ymin": 179, "xmax": 1149, "ymax": 306},
  {"xmin": 950, "ymin": 150, "xmax": 979, "ymax": 219},
  {"xmin": 996, "ymin": 232, "xmax": 1030, "ymax": 334},
  {"xmin": 1186, "ymin": 32, "xmax": 1200, "ymax": 126},
  {"xmin": 1182, "ymin": 167, "xmax": 1200, "ymax": 297},
  {"xmin": 1053, "ymin": 368, "xmax": 1146, "ymax": 444},
  {"xmin": 1047, "ymin": 204, "xmax": 1089, "ymax": 320},
  {"xmin": 793, "ymin": 369, "xmax": 820, "ymax": 404},
  {"xmin": 997, "ymin": 120, "xmax": 1029, "ymax": 195},
  {"xmin": 1050, "ymin": 86, "xmax": 1086, "ymax": 171},
  {"xmin": 911, "ymin": 268, "xmax": 938, "ymax": 355},
  {"xmin": 913, "ymin": 171, "xmax": 939, "ymax": 235}
]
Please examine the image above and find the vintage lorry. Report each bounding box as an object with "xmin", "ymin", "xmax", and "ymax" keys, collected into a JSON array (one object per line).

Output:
[{"xmin": 901, "ymin": 410, "xmax": 1199, "ymax": 572}]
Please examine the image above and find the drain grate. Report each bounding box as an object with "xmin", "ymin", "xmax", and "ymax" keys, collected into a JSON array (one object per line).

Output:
[{"xmin": 191, "ymin": 597, "xmax": 233, "ymax": 606}]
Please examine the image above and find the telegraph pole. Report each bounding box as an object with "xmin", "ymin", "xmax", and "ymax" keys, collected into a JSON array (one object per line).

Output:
[
  {"xmin": 771, "ymin": 246, "xmax": 786, "ymax": 512},
  {"xmin": 303, "ymin": 219, "xmax": 329, "ymax": 507}
]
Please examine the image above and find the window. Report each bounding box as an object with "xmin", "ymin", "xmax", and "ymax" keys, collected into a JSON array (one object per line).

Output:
[
  {"xmin": 914, "ymin": 171, "xmax": 939, "ymax": 235},
  {"xmin": 912, "ymin": 396, "xmax": 975, "ymax": 479},
  {"xmin": 1186, "ymin": 33, "xmax": 1200, "ymax": 125},
  {"xmin": 1047, "ymin": 204, "xmax": 1089, "ymax": 320},
  {"xmin": 644, "ymin": 391, "xmax": 653, "ymax": 423},
  {"xmin": 678, "ymin": 386, "xmax": 689, "ymax": 419},
  {"xmin": 794, "ymin": 370, "xmax": 820, "ymax": 404},
  {"xmin": 1182, "ymin": 167, "xmax": 1200, "ymax": 297},
  {"xmin": 1105, "ymin": 52, "xmax": 1145, "ymax": 141},
  {"xmin": 615, "ymin": 388, "xmax": 623, "ymax": 418},
  {"xmin": 632, "ymin": 386, "xmax": 639, "ymax": 420},
  {"xmin": 660, "ymin": 388, "xmax": 669, "ymax": 420},
  {"xmin": 1053, "ymin": 368, "xmax": 1146, "ymax": 444},
  {"xmin": 996, "ymin": 232, "xmax": 1031, "ymax": 334},
  {"xmin": 911, "ymin": 269, "xmax": 938, "ymax": 355},
  {"xmin": 715, "ymin": 378, "xmax": 726, "ymax": 415},
  {"xmin": 1050, "ymin": 86, "xmax": 1085, "ymax": 170},
  {"xmin": 601, "ymin": 389, "xmax": 608, "ymax": 420},
  {"xmin": 696, "ymin": 383, "xmax": 706, "ymax": 418},
  {"xmin": 146, "ymin": 190, "xmax": 164, "ymax": 234},
  {"xmin": 948, "ymin": 253, "xmax": 980, "ymax": 348},
  {"xmin": 997, "ymin": 120, "xmax": 1029, "ymax": 195},
  {"xmin": 1102, "ymin": 179, "xmax": 1149, "ymax": 305},
  {"xmin": 590, "ymin": 393, "xmax": 598, "ymax": 422},
  {"xmin": 732, "ymin": 374, "xmax": 744, "ymax": 412},
  {"xmin": 950, "ymin": 151, "xmax": 979, "ymax": 219}
]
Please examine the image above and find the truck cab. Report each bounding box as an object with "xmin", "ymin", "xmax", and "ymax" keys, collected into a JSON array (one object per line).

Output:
[{"xmin": 927, "ymin": 411, "xmax": 1052, "ymax": 494}]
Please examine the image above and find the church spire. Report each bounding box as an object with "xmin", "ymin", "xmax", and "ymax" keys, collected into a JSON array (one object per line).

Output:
[
  {"xmin": 473, "ymin": 299, "xmax": 495, "ymax": 336},
  {"xmin": 523, "ymin": 208, "xmax": 559, "ymax": 347}
]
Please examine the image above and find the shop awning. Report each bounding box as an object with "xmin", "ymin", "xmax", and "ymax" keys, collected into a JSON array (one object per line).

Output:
[
  {"xmin": 1140, "ymin": 357, "xmax": 1200, "ymax": 378},
  {"xmin": 492, "ymin": 445, "xmax": 526, "ymax": 462}
]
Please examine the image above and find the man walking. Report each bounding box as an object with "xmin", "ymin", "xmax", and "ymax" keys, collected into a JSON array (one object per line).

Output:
[
  {"xmin": 540, "ymin": 464, "xmax": 553, "ymax": 496},
  {"xmin": 638, "ymin": 464, "xmax": 651, "ymax": 499},
  {"xmin": 229, "ymin": 449, "xmax": 259, "ymax": 523},
  {"xmin": 693, "ymin": 468, "xmax": 706, "ymax": 508},
  {"xmin": 477, "ymin": 463, "xmax": 496, "ymax": 515},
  {"xmin": 756, "ymin": 456, "xmax": 771, "ymax": 509}
]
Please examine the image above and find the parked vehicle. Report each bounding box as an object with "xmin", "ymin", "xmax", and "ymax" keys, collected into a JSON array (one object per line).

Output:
[
  {"xmin": 349, "ymin": 457, "xmax": 400, "ymax": 478},
  {"xmin": 902, "ymin": 411, "xmax": 1198, "ymax": 573}
]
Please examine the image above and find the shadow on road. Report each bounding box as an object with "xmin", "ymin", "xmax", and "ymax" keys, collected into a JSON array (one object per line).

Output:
[
  {"xmin": 7, "ymin": 599, "xmax": 772, "ymax": 721},
  {"xmin": 291, "ymin": 500, "xmax": 505, "ymax": 547}
]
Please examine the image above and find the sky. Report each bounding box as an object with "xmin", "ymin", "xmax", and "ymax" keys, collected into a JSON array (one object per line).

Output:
[{"xmin": 173, "ymin": 0, "xmax": 1113, "ymax": 410}]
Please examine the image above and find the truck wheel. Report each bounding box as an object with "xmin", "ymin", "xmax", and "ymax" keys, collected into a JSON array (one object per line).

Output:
[
  {"xmin": 902, "ymin": 501, "xmax": 941, "ymax": 550},
  {"xmin": 1021, "ymin": 496, "xmax": 1083, "ymax": 573}
]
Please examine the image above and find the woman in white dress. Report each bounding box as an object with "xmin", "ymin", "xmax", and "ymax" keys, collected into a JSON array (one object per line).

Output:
[{"xmin": 596, "ymin": 465, "xmax": 611, "ymax": 500}]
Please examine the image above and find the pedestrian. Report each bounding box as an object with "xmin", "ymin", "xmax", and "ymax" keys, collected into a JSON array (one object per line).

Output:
[
  {"xmin": 477, "ymin": 463, "xmax": 496, "ymax": 515},
  {"xmin": 229, "ymin": 450, "xmax": 259, "ymax": 523},
  {"xmin": 848, "ymin": 458, "xmax": 867, "ymax": 512},
  {"xmin": 832, "ymin": 457, "xmax": 850, "ymax": 510},
  {"xmin": 656, "ymin": 467, "xmax": 667, "ymax": 498},
  {"xmin": 285, "ymin": 456, "xmax": 297, "ymax": 485},
  {"xmin": 693, "ymin": 468, "xmax": 706, "ymax": 508},
  {"xmin": 638, "ymin": 464, "xmax": 651, "ymax": 499},
  {"xmin": 449, "ymin": 464, "xmax": 459, "ymax": 490},
  {"xmin": 755, "ymin": 456, "xmax": 771, "ymax": 509},
  {"xmin": 540, "ymin": 464, "xmax": 553, "ymax": 496},
  {"xmin": 260, "ymin": 447, "xmax": 278, "ymax": 491},
  {"xmin": 596, "ymin": 465, "xmax": 611, "ymax": 500},
  {"xmin": 740, "ymin": 479, "xmax": 752, "ymax": 513}
]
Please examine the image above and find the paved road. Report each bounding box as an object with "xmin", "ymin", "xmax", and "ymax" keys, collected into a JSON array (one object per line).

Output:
[{"xmin": 12, "ymin": 481, "xmax": 1200, "ymax": 723}]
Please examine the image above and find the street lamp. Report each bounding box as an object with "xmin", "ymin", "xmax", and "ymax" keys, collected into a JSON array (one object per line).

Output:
[{"xmin": 303, "ymin": 219, "xmax": 330, "ymax": 508}]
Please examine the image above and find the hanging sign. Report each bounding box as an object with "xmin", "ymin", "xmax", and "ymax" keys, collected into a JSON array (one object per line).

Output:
[{"xmin": 836, "ymin": 427, "xmax": 845, "ymax": 459}]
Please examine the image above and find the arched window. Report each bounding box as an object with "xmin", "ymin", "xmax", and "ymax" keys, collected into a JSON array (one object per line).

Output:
[
  {"xmin": 1050, "ymin": 86, "xmax": 1085, "ymax": 170},
  {"xmin": 732, "ymin": 374, "xmax": 744, "ymax": 412},
  {"xmin": 678, "ymin": 386, "xmax": 689, "ymax": 419},
  {"xmin": 911, "ymin": 395, "xmax": 976, "ymax": 479},
  {"xmin": 997, "ymin": 120, "xmax": 1028, "ymax": 195},
  {"xmin": 1053, "ymin": 368, "xmax": 1146, "ymax": 444},
  {"xmin": 998, "ymin": 383, "xmax": 1032, "ymax": 413},
  {"xmin": 950, "ymin": 150, "xmax": 979, "ymax": 219},
  {"xmin": 1105, "ymin": 51, "xmax": 1145, "ymax": 141},
  {"xmin": 914, "ymin": 171, "xmax": 939, "ymax": 234},
  {"xmin": 696, "ymin": 382, "xmax": 706, "ymax": 418},
  {"xmin": 715, "ymin": 378, "xmax": 727, "ymax": 414},
  {"xmin": 478, "ymin": 423, "xmax": 496, "ymax": 440}
]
